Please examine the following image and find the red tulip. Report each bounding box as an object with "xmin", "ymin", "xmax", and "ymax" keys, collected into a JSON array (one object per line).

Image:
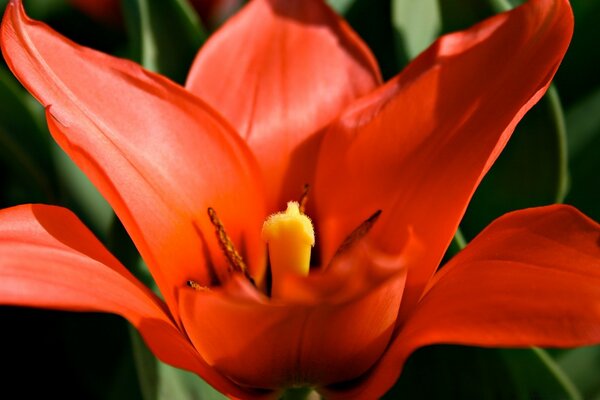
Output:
[{"xmin": 1, "ymin": 0, "xmax": 599, "ymax": 398}]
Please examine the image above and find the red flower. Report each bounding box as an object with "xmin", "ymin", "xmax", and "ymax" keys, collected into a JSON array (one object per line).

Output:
[{"xmin": 1, "ymin": 0, "xmax": 599, "ymax": 398}]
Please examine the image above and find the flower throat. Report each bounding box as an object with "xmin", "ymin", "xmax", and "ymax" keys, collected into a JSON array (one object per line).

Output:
[{"xmin": 188, "ymin": 186, "xmax": 380, "ymax": 296}]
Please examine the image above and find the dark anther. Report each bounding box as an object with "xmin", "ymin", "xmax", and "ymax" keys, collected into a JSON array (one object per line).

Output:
[
  {"xmin": 207, "ymin": 207, "xmax": 256, "ymax": 286},
  {"xmin": 186, "ymin": 280, "xmax": 209, "ymax": 291},
  {"xmin": 299, "ymin": 184, "xmax": 310, "ymax": 214},
  {"xmin": 327, "ymin": 210, "xmax": 382, "ymax": 268}
]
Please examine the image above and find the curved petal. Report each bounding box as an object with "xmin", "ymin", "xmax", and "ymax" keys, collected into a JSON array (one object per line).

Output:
[
  {"xmin": 1, "ymin": 0, "xmax": 267, "ymax": 312},
  {"xmin": 314, "ymin": 0, "xmax": 573, "ymax": 317},
  {"xmin": 178, "ymin": 265, "xmax": 405, "ymax": 391},
  {"xmin": 186, "ymin": 0, "xmax": 382, "ymax": 210},
  {"xmin": 324, "ymin": 205, "xmax": 600, "ymax": 399},
  {"xmin": 0, "ymin": 204, "xmax": 250, "ymax": 398}
]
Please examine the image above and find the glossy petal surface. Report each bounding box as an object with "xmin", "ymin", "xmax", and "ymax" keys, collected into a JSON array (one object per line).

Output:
[
  {"xmin": 0, "ymin": 204, "xmax": 251, "ymax": 397},
  {"xmin": 314, "ymin": 0, "xmax": 573, "ymax": 317},
  {"xmin": 179, "ymin": 258, "xmax": 405, "ymax": 390},
  {"xmin": 186, "ymin": 0, "xmax": 381, "ymax": 210},
  {"xmin": 1, "ymin": 0, "xmax": 267, "ymax": 312},
  {"xmin": 326, "ymin": 205, "xmax": 600, "ymax": 399}
]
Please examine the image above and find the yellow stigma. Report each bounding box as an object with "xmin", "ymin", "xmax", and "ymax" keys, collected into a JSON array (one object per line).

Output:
[{"xmin": 262, "ymin": 201, "xmax": 315, "ymax": 298}]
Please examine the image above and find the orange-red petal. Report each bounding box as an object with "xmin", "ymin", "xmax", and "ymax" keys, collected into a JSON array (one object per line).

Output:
[
  {"xmin": 186, "ymin": 0, "xmax": 382, "ymax": 211},
  {"xmin": 1, "ymin": 0, "xmax": 267, "ymax": 312},
  {"xmin": 324, "ymin": 205, "xmax": 600, "ymax": 399},
  {"xmin": 178, "ymin": 263, "xmax": 405, "ymax": 390},
  {"xmin": 314, "ymin": 0, "xmax": 573, "ymax": 317},
  {"xmin": 0, "ymin": 204, "xmax": 252, "ymax": 398}
]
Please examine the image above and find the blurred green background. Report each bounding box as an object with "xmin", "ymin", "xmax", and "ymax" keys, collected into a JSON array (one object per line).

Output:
[{"xmin": 0, "ymin": 0, "xmax": 598, "ymax": 398}]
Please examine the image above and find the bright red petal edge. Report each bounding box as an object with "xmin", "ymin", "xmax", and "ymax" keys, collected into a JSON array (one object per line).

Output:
[
  {"xmin": 322, "ymin": 204, "xmax": 600, "ymax": 399},
  {"xmin": 314, "ymin": 0, "xmax": 574, "ymax": 322},
  {"xmin": 186, "ymin": 0, "xmax": 382, "ymax": 211},
  {"xmin": 0, "ymin": 204, "xmax": 271, "ymax": 399},
  {"xmin": 0, "ymin": 0, "xmax": 268, "ymax": 316}
]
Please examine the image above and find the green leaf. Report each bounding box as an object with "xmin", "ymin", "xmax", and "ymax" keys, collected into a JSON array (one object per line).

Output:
[
  {"xmin": 391, "ymin": 0, "xmax": 440, "ymax": 62},
  {"xmin": 558, "ymin": 346, "xmax": 600, "ymax": 400},
  {"xmin": 130, "ymin": 327, "xmax": 160, "ymax": 400},
  {"xmin": 443, "ymin": 226, "xmax": 467, "ymax": 263},
  {"xmin": 1, "ymin": 308, "xmax": 142, "ymax": 399},
  {"xmin": 566, "ymin": 88, "xmax": 600, "ymax": 159},
  {"xmin": 553, "ymin": 0, "xmax": 600, "ymax": 106},
  {"xmin": 501, "ymin": 348, "xmax": 582, "ymax": 400},
  {"xmin": 438, "ymin": 0, "xmax": 492, "ymax": 34},
  {"xmin": 0, "ymin": 0, "xmax": 68, "ymax": 20},
  {"xmin": 564, "ymin": 88, "xmax": 600, "ymax": 221},
  {"xmin": 62, "ymin": 314, "xmax": 143, "ymax": 400},
  {"xmin": 384, "ymin": 346, "xmax": 581, "ymax": 400},
  {"xmin": 123, "ymin": 0, "xmax": 207, "ymax": 84},
  {"xmin": 339, "ymin": 0, "xmax": 400, "ymax": 79},
  {"xmin": 0, "ymin": 67, "xmax": 111, "ymax": 234},
  {"xmin": 326, "ymin": 0, "xmax": 357, "ymax": 15},
  {"xmin": 487, "ymin": 0, "xmax": 513, "ymax": 13},
  {"xmin": 158, "ymin": 363, "xmax": 227, "ymax": 400},
  {"xmin": 0, "ymin": 69, "xmax": 57, "ymax": 204},
  {"xmin": 129, "ymin": 328, "xmax": 226, "ymax": 400},
  {"xmin": 461, "ymin": 86, "xmax": 568, "ymax": 238},
  {"xmin": 281, "ymin": 388, "xmax": 319, "ymax": 400},
  {"xmin": 52, "ymin": 142, "xmax": 114, "ymax": 236},
  {"xmin": 107, "ymin": 215, "xmax": 158, "ymax": 288}
]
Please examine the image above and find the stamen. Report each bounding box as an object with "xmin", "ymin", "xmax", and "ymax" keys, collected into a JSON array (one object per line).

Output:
[
  {"xmin": 327, "ymin": 210, "xmax": 382, "ymax": 268},
  {"xmin": 186, "ymin": 280, "xmax": 210, "ymax": 291},
  {"xmin": 299, "ymin": 184, "xmax": 310, "ymax": 214},
  {"xmin": 207, "ymin": 207, "xmax": 255, "ymax": 286}
]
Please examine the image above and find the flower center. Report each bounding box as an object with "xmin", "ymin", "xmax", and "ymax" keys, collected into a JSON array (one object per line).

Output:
[
  {"xmin": 261, "ymin": 201, "xmax": 315, "ymax": 298},
  {"xmin": 187, "ymin": 189, "xmax": 380, "ymax": 295}
]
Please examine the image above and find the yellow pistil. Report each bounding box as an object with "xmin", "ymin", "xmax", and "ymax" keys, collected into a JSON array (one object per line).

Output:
[{"xmin": 262, "ymin": 201, "xmax": 315, "ymax": 298}]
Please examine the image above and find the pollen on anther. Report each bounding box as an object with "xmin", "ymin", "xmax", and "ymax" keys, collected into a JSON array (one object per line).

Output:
[
  {"xmin": 327, "ymin": 209, "xmax": 382, "ymax": 268},
  {"xmin": 207, "ymin": 207, "xmax": 255, "ymax": 286},
  {"xmin": 299, "ymin": 184, "xmax": 310, "ymax": 214},
  {"xmin": 186, "ymin": 280, "xmax": 209, "ymax": 291}
]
